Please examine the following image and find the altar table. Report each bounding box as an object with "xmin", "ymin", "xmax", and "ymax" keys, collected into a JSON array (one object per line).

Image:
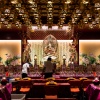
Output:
[{"xmin": 86, "ymin": 84, "xmax": 100, "ymax": 100}]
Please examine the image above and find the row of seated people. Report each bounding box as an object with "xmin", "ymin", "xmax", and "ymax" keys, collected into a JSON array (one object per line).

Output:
[{"xmin": 10, "ymin": 77, "xmax": 98, "ymax": 100}]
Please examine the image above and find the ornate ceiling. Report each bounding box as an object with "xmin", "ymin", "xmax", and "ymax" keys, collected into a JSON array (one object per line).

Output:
[
  {"xmin": 0, "ymin": 0, "xmax": 100, "ymax": 39},
  {"xmin": 0, "ymin": 0, "xmax": 100, "ymax": 28}
]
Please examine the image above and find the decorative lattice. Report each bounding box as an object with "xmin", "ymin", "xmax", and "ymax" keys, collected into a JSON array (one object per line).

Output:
[{"xmin": 30, "ymin": 30, "xmax": 72, "ymax": 40}]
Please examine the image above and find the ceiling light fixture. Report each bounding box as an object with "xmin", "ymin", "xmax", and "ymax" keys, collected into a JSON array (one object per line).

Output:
[
  {"xmin": 11, "ymin": 0, "xmax": 18, "ymax": 4},
  {"xmin": 65, "ymin": 0, "xmax": 71, "ymax": 4},
  {"xmin": 82, "ymin": 0, "xmax": 89, "ymax": 4},
  {"xmin": 95, "ymin": 2, "xmax": 100, "ymax": 10},
  {"xmin": 48, "ymin": 1, "xmax": 52, "ymax": 4},
  {"xmin": 28, "ymin": 0, "xmax": 35, "ymax": 4}
]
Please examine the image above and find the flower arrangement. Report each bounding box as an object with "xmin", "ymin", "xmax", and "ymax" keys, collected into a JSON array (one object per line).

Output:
[
  {"xmin": 0, "ymin": 57, "xmax": 3, "ymax": 65},
  {"xmin": 5, "ymin": 55, "xmax": 20, "ymax": 66},
  {"xmin": 81, "ymin": 53, "xmax": 97, "ymax": 66},
  {"xmin": 98, "ymin": 55, "xmax": 100, "ymax": 63},
  {"xmin": 98, "ymin": 55, "xmax": 100, "ymax": 59},
  {"xmin": 5, "ymin": 58, "xmax": 12, "ymax": 66},
  {"xmin": 13, "ymin": 55, "xmax": 20, "ymax": 61},
  {"xmin": 81, "ymin": 53, "xmax": 89, "ymax": 66},
  {"xmin": 0, "ymin": 57, "xmax": 2, "ymax": 62}
]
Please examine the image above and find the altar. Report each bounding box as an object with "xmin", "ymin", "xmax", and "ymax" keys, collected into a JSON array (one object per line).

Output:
[{"xmin": 28, "ymin": 35, "xmax": 74, "ymax": 67}]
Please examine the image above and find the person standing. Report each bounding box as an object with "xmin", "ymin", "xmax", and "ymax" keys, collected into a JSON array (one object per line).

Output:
[
  {"xmin": 43, "ymin": 57, "xmax": 54, "ymax": 79},
  {"xmin": 22, "ymin": 61, "xmax": 30, "ymax": 78},
  {"xmin": 53, "ymin": 61, "xmax": 56, "ymax": 73}
]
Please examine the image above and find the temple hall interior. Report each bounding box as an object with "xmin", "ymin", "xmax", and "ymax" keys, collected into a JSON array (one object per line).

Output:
[{"xmin": 0, "ymin": 0, "xmax": 100, "ymax": 100}]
